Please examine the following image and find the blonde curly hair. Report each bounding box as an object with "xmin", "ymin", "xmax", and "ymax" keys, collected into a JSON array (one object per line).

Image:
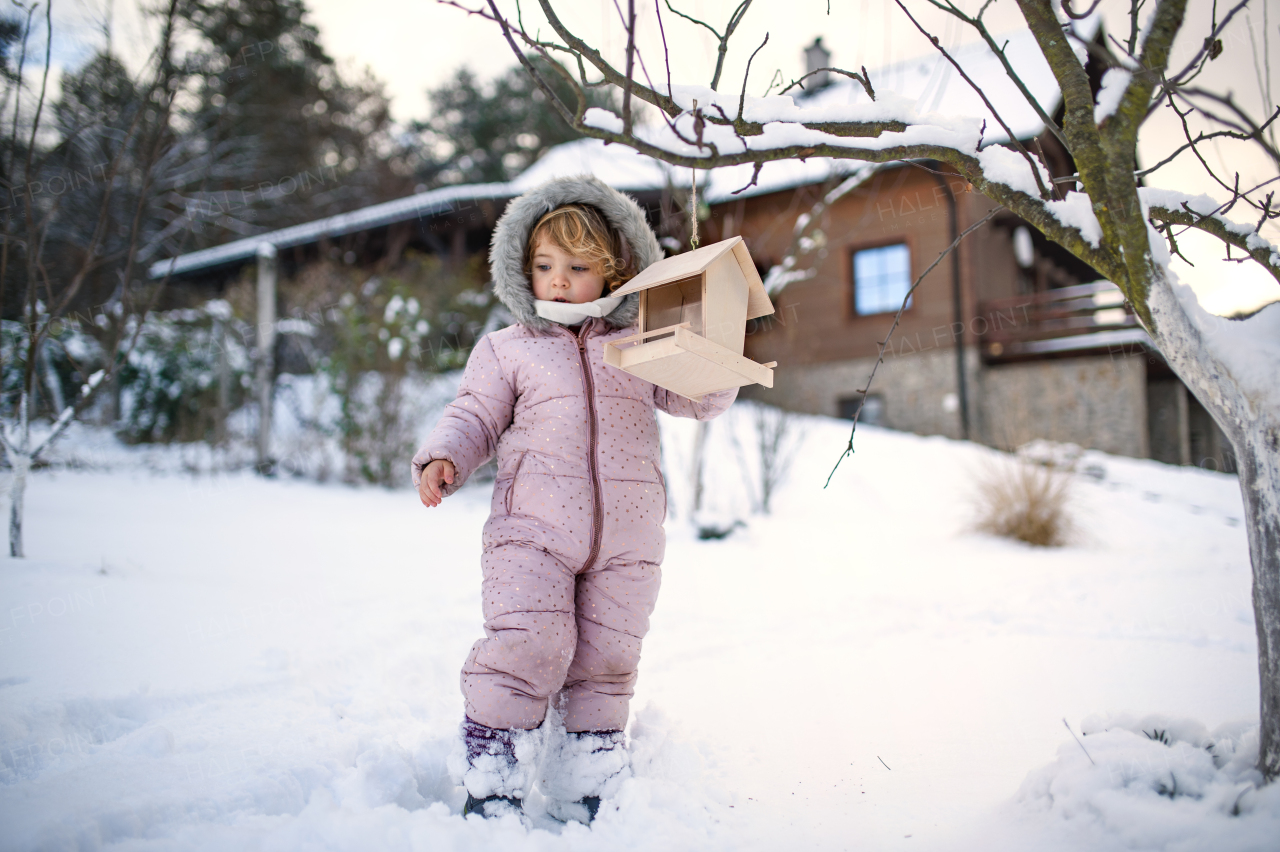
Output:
[{"xmin": 525, "ymin": 204, "xmax": 634, "ymax": 293}]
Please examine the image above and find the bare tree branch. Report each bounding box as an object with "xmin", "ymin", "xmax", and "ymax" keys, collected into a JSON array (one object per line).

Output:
[
  {"xmin": 654, "ymin": 0, "xmax": 673, "ymax": 98},
  {"xmin": 778, "ymin": 66, "xmax": 876, "ymax": 100},
  {"xmin": 1137, "ymin": 105, "xmax": 1280, "ymax": 177},
  {"xmin": 1167, "ymin": 0, "xmax": 1250, "ymax": 84},
  {"xmin": 485, "ymin": 0, "xmax": 581, "ymax": 127},
  {"xmin": 662, "ymin": 0, "xmax": 752, "ymax": 91},
  {"xmin": 1108, "ymin": 0, "xmax": 1186, "ymax": 151},
  {"xmin": 1016, "ymin": 0, "xmax": 1112, "ymax": 221},
  {"xmin": 1124, "ymin": 0, "xmax": 1147, "ymax": 56},
  {"xmin": 1060, "ymin": 0, "xmax": 1104, "ymax": 19},
  {"xmin": 1164, "ymin": 91, "xmax": 1279, "ymax": 221},
  {"xmin": 825, "ymin": 204, "xmax": 1003, "ymax": 486},
  {"xmin": 731, "ymin": 161, "xmax": 763, "ymax": 195},
  {"xmin": 923, "ymin": 0, "xmax": 1072, "ymax": 151},
  {"xmin": 896, "ymin": 0, "xmax": 1052, "ymax": 199},
  {"xmin": 738, "ymin": 32, "xmax": 768, "ymax": 122},
  {"xmin": 620, "ymin": 0, "xmax": 637, "ymax": 134},
  {"xmin": 1177, "ymin": 87, "xmax": 1280, "ymax": 167},
  {"xmin": 538, "ymin": 0, "xmax": 681, "ymax": 115}
]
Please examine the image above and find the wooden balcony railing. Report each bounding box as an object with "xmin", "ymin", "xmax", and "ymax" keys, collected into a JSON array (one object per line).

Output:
[{"xmin": 976, "ymin": 281, "xmax": 1150, "ymax": 363}]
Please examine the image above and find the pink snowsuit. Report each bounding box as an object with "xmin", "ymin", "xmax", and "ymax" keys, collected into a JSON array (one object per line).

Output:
[
  {"xmin": 416, "ymin": 321, "xmax": 734, "ymax": 733},
  {"xmin": 412, "ymin": 176, "xmax": 737, "ymax": 735}
]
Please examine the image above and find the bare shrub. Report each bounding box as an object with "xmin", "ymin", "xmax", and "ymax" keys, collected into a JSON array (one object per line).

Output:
[
  {"xmin": 724, "ymin": 401, "xmax": 805, "ymax": 515},
  {"xmin": 972, "ymin": 455, "xmax": 1074, "ymax": 547},
  {"xmin": 266, "ymin": 254, "xmax": 487, "ymax": 486},
  {"xmin": 341, "ymin": 372, "xmax": 421, "ymax": 487}
]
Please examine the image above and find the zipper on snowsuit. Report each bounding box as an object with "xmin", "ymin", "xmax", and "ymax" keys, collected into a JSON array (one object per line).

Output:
[{"xmin": 570, "ymin": 321, "xmax": 605, "ymax": 574}]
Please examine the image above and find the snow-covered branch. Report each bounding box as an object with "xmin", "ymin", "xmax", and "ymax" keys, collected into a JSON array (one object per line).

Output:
[
  {"xmin": 921, "ymin": 0, "xmax": 1071, "ymax": 151},
  {"xmin": 1102, "ymin": 0, "xmax": 1186, "ymax": 149},
  {"xmin": 1145, "ymin": 189, "xmax": 1280, "ymax": 285},
  {"xmin": 28, "ymin": 370, "xmax": 107, "ymax": 462}
]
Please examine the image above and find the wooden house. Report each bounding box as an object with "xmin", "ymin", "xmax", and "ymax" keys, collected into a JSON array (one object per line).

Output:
[{"xmin": 150, "ymin": 28, "xmax": 1237, "ymax": 473}]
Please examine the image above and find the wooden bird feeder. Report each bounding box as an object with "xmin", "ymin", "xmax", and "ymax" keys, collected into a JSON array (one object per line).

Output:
[{"xmin": 604, "ymin": 236, "xmax": 777, "ymax": 401}]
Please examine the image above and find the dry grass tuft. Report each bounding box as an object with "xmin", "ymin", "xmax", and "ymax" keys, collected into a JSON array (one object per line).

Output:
[{"xmin": 972, "ymin": 455, "xmax": 1074, "ymax": 547}]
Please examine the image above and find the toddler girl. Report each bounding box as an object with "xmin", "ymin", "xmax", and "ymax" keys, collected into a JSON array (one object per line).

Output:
[{"xmin": 412, "ymin": 176, "xmax": 737, "ymax": 822}]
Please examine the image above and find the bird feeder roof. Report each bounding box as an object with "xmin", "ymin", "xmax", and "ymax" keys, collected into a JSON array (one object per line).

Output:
[{"xmin": 612, "ymin": 236, "xmax": 755, "ymax": 292}]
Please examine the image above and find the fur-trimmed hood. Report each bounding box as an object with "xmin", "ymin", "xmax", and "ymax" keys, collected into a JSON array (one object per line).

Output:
[{"xmin": 489, "ymin": 175, "xmax": 663, "ymax": 331}]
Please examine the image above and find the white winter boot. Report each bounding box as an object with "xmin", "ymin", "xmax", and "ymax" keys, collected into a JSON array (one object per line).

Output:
[
  {"xmin": 448, "ymin": 718, "xmax": 546, "ymax": 819},
  {"xmin": 539, "ymin": 729, "xmax": 629, "ymax": 824}
]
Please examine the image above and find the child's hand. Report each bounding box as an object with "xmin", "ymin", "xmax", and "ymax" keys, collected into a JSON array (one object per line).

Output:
[{"xmin": 418, "ymin": 459, "xmax": 456, "ymax": 507}]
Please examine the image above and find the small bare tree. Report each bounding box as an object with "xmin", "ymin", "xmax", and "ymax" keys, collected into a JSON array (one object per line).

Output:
[
  {"xmin": 453, "ymin": 0, "xmax": 1280, "ymax": 779},
  {"xmin": 688, "ymin": 418, "xmax": 709, "ymax": 516},
  {"xmin": 0, "ymin": 0, "xmax": 192, "ymax": 556},
  {"xmin": 729, "ymin": 401, "xmax": 803, "ymax": 514}
]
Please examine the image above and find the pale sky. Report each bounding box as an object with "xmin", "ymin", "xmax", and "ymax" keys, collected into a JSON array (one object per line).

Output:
[
  {"xmin": 37, "ymin": 0, "xmax": 1280, "ymax": 311},
  {"xmin": 309, "ymin": 0, "xmax": 1280, "ymax": 313}
]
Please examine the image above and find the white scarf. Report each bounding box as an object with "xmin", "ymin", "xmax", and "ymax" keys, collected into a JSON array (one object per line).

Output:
[{"xmin": 534, "ymin": 295, "xmax": 623, "ymax": 326}]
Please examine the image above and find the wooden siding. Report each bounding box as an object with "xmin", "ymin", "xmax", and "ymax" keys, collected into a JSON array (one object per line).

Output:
[{"xmin": 713, "ymin": 165, "xmax": 1014, "ymax": 370}]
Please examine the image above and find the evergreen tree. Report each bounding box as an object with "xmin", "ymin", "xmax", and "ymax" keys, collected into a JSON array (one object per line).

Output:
[
  {"xmin": 45, "ymin": 52, "xmax": 154, "ymax": 303},
  {"xmin": 176, "ymin": 0, "xmax": 406, "ymax": 243},
  {"xmin": 0, "ymin": 16, "xmax": 21, "ymax": 81},
  {"xmin": 414, "ymin": 56, "xmax": 616, "ymax": 187}
]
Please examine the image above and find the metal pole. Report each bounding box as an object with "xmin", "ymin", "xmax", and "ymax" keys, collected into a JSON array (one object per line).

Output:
[
  {"xmin": 215, "ymin": 316, "xmax": 229, "ymax": 448},
  {"xmin": 255, "ymin": 242, "xmax": 277, "ymax": 472}
]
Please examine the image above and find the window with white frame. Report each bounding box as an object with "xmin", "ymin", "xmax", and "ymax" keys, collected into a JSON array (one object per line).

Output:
[{"xmin": 853, "ymin": 243, "xmax": 912, "ymax": 315}]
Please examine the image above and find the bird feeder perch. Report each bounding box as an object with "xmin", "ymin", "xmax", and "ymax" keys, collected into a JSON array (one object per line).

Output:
[{"xmin": 604, "ymin": 236, "xmax": 777, "ymax": 401}]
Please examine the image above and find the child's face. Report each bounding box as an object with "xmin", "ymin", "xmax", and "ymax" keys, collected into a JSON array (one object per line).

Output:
[{"xmin": 530, "ymin": 237, "xmax": 606, "ymax": 304}]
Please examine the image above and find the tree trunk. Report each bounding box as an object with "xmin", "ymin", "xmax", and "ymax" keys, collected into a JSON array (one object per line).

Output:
[
  {"xmin": 215, "ymin": 317, "xmax": 230, "ymax": 448},
  {"xmin": 256, "ymin": 244, "xmax": 278, "ymax": 473},
  {"xmin": 9, "ymin": 455, "xmax": 29, "ymax": 558},
  {"xmin": 690, "ymin": 420, "xmax": 709, "ymax": 515},
  {"xmin": 40, "ymin": 340, "xmax": 65, "ymax": 415},
  {"xmin": 1147, "ymin": 274, "xmax": 1280, "ymax": 780},
  {"xmin": 1237, "ymin": 419, "xmax": 1280, "ymax": 780}
]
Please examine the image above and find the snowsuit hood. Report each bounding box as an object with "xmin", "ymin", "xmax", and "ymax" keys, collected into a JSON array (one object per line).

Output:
[{"xmin": 489, "ymin": 175, "xmax": 663, "ymax": 331}]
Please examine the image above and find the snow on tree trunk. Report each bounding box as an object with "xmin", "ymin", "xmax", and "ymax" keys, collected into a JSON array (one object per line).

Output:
[
  {"xmin": 1238, "ymin": 422, "xmax": 1280, "ymax": 780},
  {"xmin": 3, "ymin": 371, "xmax": 105, "ymax": 558},
  {"xmin": 1147, "ymin": 272, "xmax": 1280, "ymax": 780}
]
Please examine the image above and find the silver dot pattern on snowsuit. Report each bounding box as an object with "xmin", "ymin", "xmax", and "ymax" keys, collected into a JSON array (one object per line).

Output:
[{"xmin": 412, "ymin": 317, "xmax": 737, "ymax": 732}]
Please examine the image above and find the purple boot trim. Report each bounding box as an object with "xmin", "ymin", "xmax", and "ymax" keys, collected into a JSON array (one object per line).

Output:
[
  {"xmin": 569, "ymin": 730, "xmax": 625, "ymax": 751},
  {"xmin": 453, "ymin": 717, "xmax": 546, "ymax": 800},
  {"xmin": 463, "ymin": 717, "xmax": 518, "ymax": 765}
]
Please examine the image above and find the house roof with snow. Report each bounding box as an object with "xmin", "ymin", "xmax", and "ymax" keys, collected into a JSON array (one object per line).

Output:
[
  {"xmin": 151, "ymin": 19, "xmax": 1099, "ymax": 280},
  {"xmin": 799, "ymin": 23, "xmax": 1077, "ymax": 143}
]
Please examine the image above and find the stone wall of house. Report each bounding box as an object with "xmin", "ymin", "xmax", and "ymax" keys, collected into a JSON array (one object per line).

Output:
[
  {"xmin": 1147, "ymin": 377, "xmax": 1191, "ymax": 465},
  {"xmin": 745, "ymin": 348, "xmax": 1151, "ymax": 459},
  {"xmin": 743, "ymin": 347, "xmax": 977, "ymax": 442},
  {"xmin": 1147, "ymin": 374, "xmax": 1238, "ymax": 472},
  {"xmin": 972, "ymin": 353, "xmax": 1149, "ymax": 457}
]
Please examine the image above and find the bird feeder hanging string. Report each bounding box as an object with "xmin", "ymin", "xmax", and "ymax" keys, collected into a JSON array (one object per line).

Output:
[
  {"xmin": 690, "ymin": 99, "xmax": 700, "ymax": 251},
  {"xmin": 690, "ymin": 167, "xmax": 700, "ymax": 250}
]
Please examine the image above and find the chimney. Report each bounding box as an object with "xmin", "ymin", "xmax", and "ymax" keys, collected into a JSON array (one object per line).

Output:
[{"xmin": 804, "ymin": 37, "xmax": 831, "ymax": 90}]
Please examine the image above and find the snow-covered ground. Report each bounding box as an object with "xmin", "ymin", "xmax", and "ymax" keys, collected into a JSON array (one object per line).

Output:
[{"xmin": 1, "ymin": 412, "xmax": 1275, "ymax": 851}]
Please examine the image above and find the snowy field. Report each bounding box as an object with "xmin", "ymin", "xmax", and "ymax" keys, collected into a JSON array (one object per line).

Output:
[{"xmin": 1, "ymin": 412, "xmax": 1276, "ymax": 851}]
